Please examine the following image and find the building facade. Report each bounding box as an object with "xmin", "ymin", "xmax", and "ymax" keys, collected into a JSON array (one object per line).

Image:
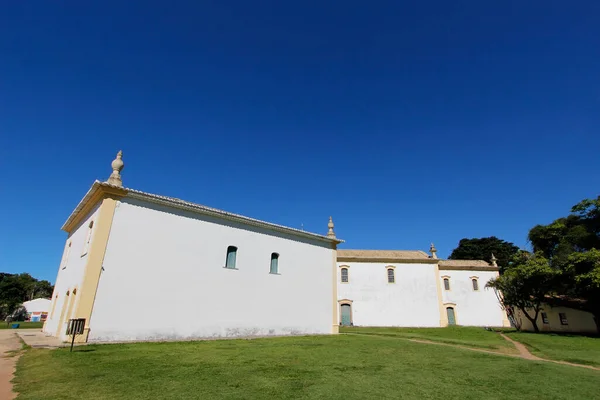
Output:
[
  {"xmin": 337, "ymin": 247, "xmax": 510, "ymax": 328},
  {"xmin": 45, "ymin": 151, "xmax": 512, "ymax": 343},
  {"xmin": 23, "ymin": 298, "xmax": 51, "ymax": 322},
  {"xmin": 44, "ymin": 152, "xmax": 341, "ymax": 343},
  {"xmin": 515, "ymin": 305, "xmax": 597, "ymax": 334}
]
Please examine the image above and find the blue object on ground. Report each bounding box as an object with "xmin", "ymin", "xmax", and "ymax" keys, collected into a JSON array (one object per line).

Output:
[{"xmin": 11, "ymin": 323, "xmax": 20, "ymax": 329}]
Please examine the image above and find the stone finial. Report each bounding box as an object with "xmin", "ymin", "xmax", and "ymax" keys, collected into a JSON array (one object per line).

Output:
[
  {"xmin": 491, "ymin": 253, "xmax": 498, "ymax": 267},
  {"xmin": 327, "ymin": 216, "xmax": 336, "ymax": 238},
  {"xmin": 107, "ymin": 150, "xmax": 124, "ymax": 187},
  {"xmin": 430, "ymin": 243, "xmax": 438, "ymax": 259}
]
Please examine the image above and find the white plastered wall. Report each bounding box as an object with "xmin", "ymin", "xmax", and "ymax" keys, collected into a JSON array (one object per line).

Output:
[
  {"xmin": 87, "ymin": 197, "xmax": 335, "ymax": 342},
  {"xmin": 440, "ymin": 270, "xmax": 507, "ymax": 327},
  {"xmin": 337, "ymin": 261, "xmax": 441, "ymax": 327},
  {"xmin": 43, "ymin": 205, "xmax": 100, "ymax": 339}
]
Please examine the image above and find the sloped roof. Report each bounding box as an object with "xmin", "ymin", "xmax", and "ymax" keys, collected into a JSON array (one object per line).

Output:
[
  {"xmin": 337, "ymin": 249, "xmax": 436, "ymax": 263},
  {"xmin": 439, "ymin": 259, "xmax": 499, "ymax": 271},
  {"xmin": 63, "ymin": 181, "xmax": 342, "ymax": 245},
  {"xmin": 439, "ymin": 260, "xmax": 491, "ymax": 267}
]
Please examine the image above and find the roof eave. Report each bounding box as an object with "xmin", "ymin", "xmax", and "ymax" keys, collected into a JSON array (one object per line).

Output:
[
  {"xmin": 125, "ymin": 190, "xmax": 343, "ymax": 245},
  {"xmin": 337, "ymin": 257, "xmax": 438, "ymax": 264}
]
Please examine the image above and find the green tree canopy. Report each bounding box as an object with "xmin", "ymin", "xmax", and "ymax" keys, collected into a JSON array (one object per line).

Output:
[
  {"xmin": 487, "ymin": 251, "xmax": 556, "ymax": 332},
  {"xmin": 528, "ymin": 195, "xmax": 600, "ymax": 332},
  {"xmin": 0, "ymin": 273, "xmax": 54, "ymax": 320},
  {"xmin": 449, "ymin": 236, "xmax": 520, "ymax": 271}
]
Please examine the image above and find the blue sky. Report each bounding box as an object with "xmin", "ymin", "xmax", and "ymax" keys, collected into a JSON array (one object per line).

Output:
[{"xmin": 1, "ymin": 1, "xmax": 598, "ymax": 283}]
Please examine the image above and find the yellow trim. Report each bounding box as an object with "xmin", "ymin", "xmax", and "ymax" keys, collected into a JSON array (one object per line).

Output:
[
  {"xmin": 63, "ymin": 184, "xmax": 126, "ymax": 233},
  {"xmin": 339, "ymin": 265, "xmax": 350, "ymax": 284},
  {"xmin": 331, "ymin": 244, "xmax": 339, "ymax": 334},
  {"xmin": 72, "ymin": 195, "xmax": 121, "ymax": 342},
  {"xmin": 337, "ymin": 257, "xmax": 438, "ymax": 264},
  {"xmin": 439, "ymin": 265, "xmax": 499, "ymax": 271},
  {"xmin": 442, "ymin": 276, "xmax": 451, "ymax": 291},
  {"xmin": 434, "ymin": 264, "xmax": 447, "ymax": 327},
  {"xmin": 495, "ymin": 271, "xmax": 512, "ymax": 327},
  {"xmin": 65, "ymin": 286, "xmax": 78, "ymax": 325},
  {"xmin": 49, "ymin": 294, "xmax": 58, "ymax": 319},
  {"xmin": 56, "ymin": 290, "xmax": 71, "ymax": 337},
  {"xmin": 470, "ymin": 276, "xmax": 480, "ymax": 291}
]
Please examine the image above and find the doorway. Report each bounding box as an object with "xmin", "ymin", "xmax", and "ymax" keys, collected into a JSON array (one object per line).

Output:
[
  {"xmin": 446, "ymin": 307, "xmax": 456, "ymax": 325},
  {"xmin": 340, "ymin": 304, "xmax": 352, "ymax": 326}
]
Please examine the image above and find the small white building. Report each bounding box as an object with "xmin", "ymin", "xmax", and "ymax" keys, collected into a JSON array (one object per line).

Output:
[
  {"xmin": 44, "ymin": 152, "xmax": 341, "ymax": 343},
  {"xmin": 23, "ymin": 298, "xmax": 52, "ymax": 322},
  {"xmin": 337, "ymin": 246, "xmax": 510, "ymax": 328}
]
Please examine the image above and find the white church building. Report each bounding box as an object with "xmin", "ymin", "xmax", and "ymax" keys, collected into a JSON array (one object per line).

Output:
[
  {"xmin": 44, "ymin": 152, "xmax": 509, "ymax": 343},
  {"xmin": 44, "ymin": 151, "xmax": 341, "ymax": 343}
]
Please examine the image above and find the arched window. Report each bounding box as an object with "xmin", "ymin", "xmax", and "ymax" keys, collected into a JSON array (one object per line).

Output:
[
  {"xmin": 387, "ymin": 268, "xmax": 395, "ymax": 283},
  {"xmin": 341, "ymin": 267, "xmax": 349, "ymax": 283},
  {"xmin": 270, "ymin": 253, "xmax": 279, "ymax": 274},
  {"xmin": 443, "ymin": 278, "xmax": 450, "ymax": 291},
  {"xmin": 225, "ymin": 246, "xmax": 237, "ymax": 269},
  {"xmin": 61, "ymin": 242, "xmax": 72, "ymax": 269},
  {"xmin": 472, "ymin": 278, "xmax": 479, "ymax": 291},
  {"xmin": 82, "ymin": 221, "xmax": 94, "ymax": 255}
]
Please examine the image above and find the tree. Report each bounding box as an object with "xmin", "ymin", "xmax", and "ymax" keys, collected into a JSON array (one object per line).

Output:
[
  {"xmin": 0, "ymin": 273, "xmax": 54, "ymax": 320},
  {"xmin": 528, "ymin": 196, "xmax": 600, "ymax": 332},
  {"xmin": 449, "ymin": 237, "xmax": 520, "ymax": 271},
  {"xmin": 562, "ymin": 249, "xmax": 600, "ymax": 333},
  {"xmin": 486, "ymin": 252, "xmax": 556, "ymax": 332}
]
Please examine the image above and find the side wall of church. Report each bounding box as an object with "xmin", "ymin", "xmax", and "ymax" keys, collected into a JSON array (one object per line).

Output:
[
  {"xmin": 439, "ymin": 270, "xmax": 508, "ymax": 327},
  {"xmin": 337, "ymin": 262, "xmax": 441, "ymax": 327},
  {"xmin": 44, "ymin": 204, "xmax": 101, "ymax": 338},
  {"xmin": 86, "ymin": 197, "xmax": 336, "ymax": 342}
]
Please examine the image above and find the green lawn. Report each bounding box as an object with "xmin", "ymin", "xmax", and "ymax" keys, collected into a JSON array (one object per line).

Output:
[
  {"xmin": 0, "ymin": 321, "xmax": 43, "ymax": 329},
  {"xmin": 507, "ymin": 332, "xmax": 600, "ymax": 367},
  {"xmin": 341, "ymin": 326, "xmax": 518, "ymax": 354},
  {"xmin": 14, "ymin": 334, "xmax": 599, "ymax": 400}
]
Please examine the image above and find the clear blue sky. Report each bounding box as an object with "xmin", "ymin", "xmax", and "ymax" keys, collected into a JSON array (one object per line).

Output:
[{"xmin": 1, "ymin": 1, "xmax": 598, "ymax": 283}]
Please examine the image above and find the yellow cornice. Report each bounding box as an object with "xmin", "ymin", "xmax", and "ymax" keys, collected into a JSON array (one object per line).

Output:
[
  {"xmin": 438, "ymin": 266, "xmax": 499, "ymax": 271},
  {"xmin": 62, "ymin": 182, "xmax": 126, "ymax": 233},
  {"xmin": 336, "ymin": 257, "xmax": 439, "ymax": 264}
]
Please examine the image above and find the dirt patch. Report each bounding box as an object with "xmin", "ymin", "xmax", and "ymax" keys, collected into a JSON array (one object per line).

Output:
[{"xmin": 0, "ymin": 330, "xmax": 24, "ymax": 400}]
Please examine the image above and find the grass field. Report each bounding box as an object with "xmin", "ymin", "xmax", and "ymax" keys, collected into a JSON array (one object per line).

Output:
[
  {"xmin": 507, "ymin": 331, "xmax": 600, "ymax": 367},
  {"xmin": 0, "ymin": 321, "xmax": 43, "ymax": 329},
  {"xmin": 14, "ymin": 333, "xmax": 599, "ymax": 400},
  {"xmin": 341, "ymin": 326, "xmax": 518, "ymax": 353}
]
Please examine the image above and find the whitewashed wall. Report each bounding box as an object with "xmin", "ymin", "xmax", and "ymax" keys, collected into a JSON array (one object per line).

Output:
[
  {"xmin": 337, "ymin": 262, "xmax": 441, "ymax": 327},
  {"xmin": 87, "ymin": 198, "xmax": 335, "ymax": 342},
  {"xmin": 440, "ymin": 270, "xmax": 507, "ymax": 327},
  {"xmin": 44, "ymin": 205, "xmax": 100, "ymax": 338}
]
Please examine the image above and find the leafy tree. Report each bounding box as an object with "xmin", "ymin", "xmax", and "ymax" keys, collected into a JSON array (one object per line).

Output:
[
  {"xmin": 449, "ymin": 237, "xmax": 520, "ymax": 271},
  {"xmin": 486, "ymin": 252, "xmax": 556, "ymax": 332},
  {"xmin": 0, "ymin": 273, "xmax": 54, "ymax": 320},
  {"xmin": 528, "ymin": 196, "xmax": 600, "ymax": 332}
]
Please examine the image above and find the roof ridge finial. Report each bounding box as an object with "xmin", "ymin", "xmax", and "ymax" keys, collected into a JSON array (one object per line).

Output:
[
  {"xmin": 429, "ymin": 242, "xmax": 438, "ymax": 259},
  {"xmin": 327, "ymin": 216, "xmax": 336, "ymax": 238},
  {"xmin": 490, "ymin": 253, "xmax": 498, "ymax": 267},
  {"xmin": 106, "ymin": 150, "xmax": 124, "ymax": 187}
]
